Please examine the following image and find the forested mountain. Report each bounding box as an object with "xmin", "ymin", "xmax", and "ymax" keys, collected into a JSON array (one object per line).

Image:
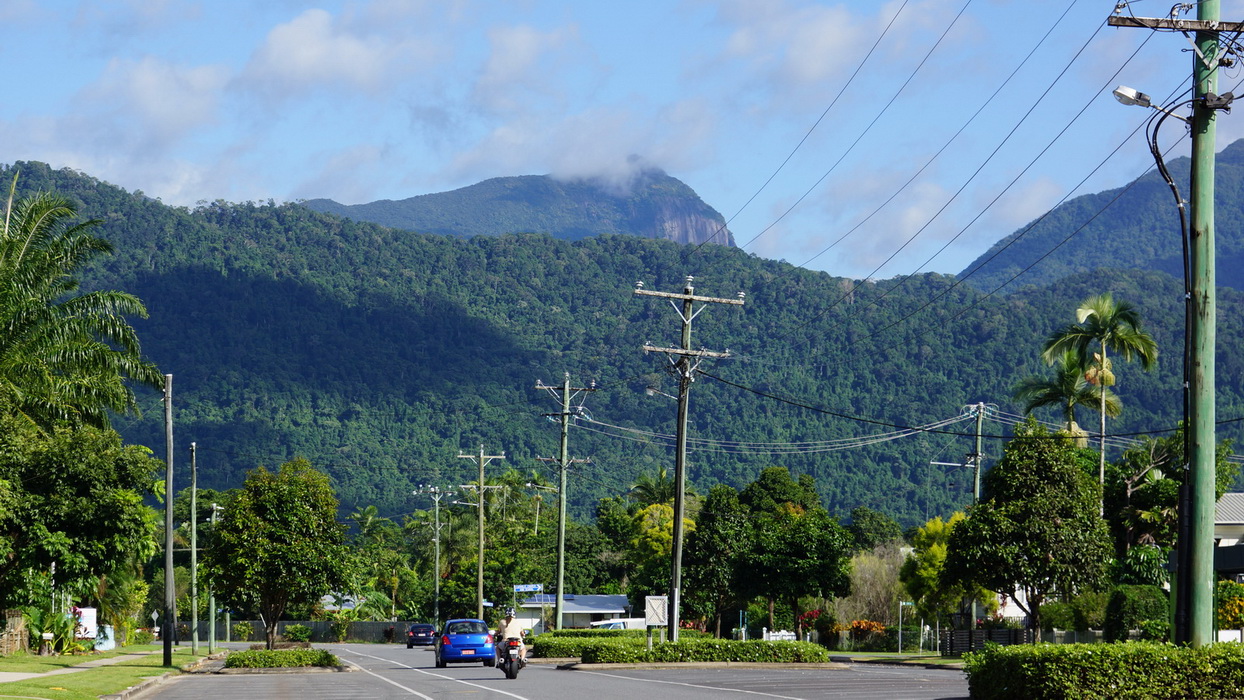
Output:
[
  {"xmin": 960, "ymin": 137, "xmax": 1244, "ymax": 293},
  {"xmin": 4, "ymin": 160, "xmax": 1242, "ymax": 531},
  {"xmin": 302, "ymin": 167, "xmax": 736, "ymax": 247}
]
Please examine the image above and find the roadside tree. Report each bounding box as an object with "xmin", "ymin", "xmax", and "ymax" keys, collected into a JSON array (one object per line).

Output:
[
  {"xmin": 204, "ymin": 459, "xmax": 352, "ymax": 648},
  {"xmin": 943, "ymin": 421, "xmax": 1111, "ymax": 631}
]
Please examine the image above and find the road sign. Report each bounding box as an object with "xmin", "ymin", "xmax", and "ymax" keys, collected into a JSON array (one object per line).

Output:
[
  {"xmin": 513, "ymin": 584, "xmax": 542, "ymax": 592},
  {"xmin": 645, "ymin": 595, "xmax": 667, "ymax": 626}
]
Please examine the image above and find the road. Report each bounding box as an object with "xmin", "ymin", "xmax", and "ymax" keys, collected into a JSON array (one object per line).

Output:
[{"xmin": 139, "ymin": 643, "xmax": 970, "ymax": 700}]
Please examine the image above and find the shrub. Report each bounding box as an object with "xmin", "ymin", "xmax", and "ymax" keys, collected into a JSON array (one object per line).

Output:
[
  {"xmin": 531, "ymin": 634, "xmax": 644, "ymax": 658},
  {"xmin": 224, "ymin": 649, "xmax": 340, "ymax": 668},
  {"xmin": 232, "ymin": 621, "xmax": 255, "ymax": 641},
  {"xmin": 1217, "ymin": 579, "xmax": 1244, "ymax": 629},
  {"xmin": 964, "ymin": 641, "xmax": 1244, "ymax": 700},
  {"xmin": 329, "ymin": 620, "xmax": 350, "ymax": 642},
  {"xmin": 283, "ymin": 624, "xmax": 313, "ymax": 643},
  {"xmin": 1103, "ymin": 585, "xmax": 1167, "ymax": 642},
  {"xmin": 1070, "ymin": 590, "xmax": 1108, "ymax": 631},
  {"xmin": 131, "ymin": 629, "xmax": 155, "ymax": 645},
  {"xmin": 582, "ymin": 639, "xmax": 830, "ymax": 664},
  {"xmin": 1039, "ymin": 601, "xmax": 1075, "ymax": 631}
]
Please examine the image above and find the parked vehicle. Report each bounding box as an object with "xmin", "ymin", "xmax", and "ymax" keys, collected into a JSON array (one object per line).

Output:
[
  {"xmin": 496, "ymin": 636, "xmax": 524, "ymax": 679},
  {"xmin": 435, "ymin": 619, "xmax": 495, "ymax": 667},
  {"xmin": 407, "ymin": 623, "xmax": 436, "ymax": 648},
  {"xmin": 589, "ymin": 617, "xmax": 647, "ymax": 630}
]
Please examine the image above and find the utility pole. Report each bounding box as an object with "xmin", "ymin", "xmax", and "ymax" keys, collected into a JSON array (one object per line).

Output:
[
  {"xmin": 190, "ymin": 442, "xmax": 198, "ymax": 655},
  {"xmin": 535, "ymin": 373, "xmax": 595, "ymax": 631},
  {"xmin": 634, "ymin": 276, "xmax": 744, "ymax": 642},
  {"xmin": 458, "ymin": 446, "xmax": 504, "ymax": 619},
  {"xmin": 162, "ymin": 374, "xmax": 174, "ymax": 667},
  {"xmin": 208, "ymin": 503, "xmax": 221, "ymax": 654},
  {"xmin": 413, "ymin": 485, "xmax": 455, "ymax": 627},
  {"xmin": 1108, "ymin": 3, "xmax": 1240, "ymax": 647}
]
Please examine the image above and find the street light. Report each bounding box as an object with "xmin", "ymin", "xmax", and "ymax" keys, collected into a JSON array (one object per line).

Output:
[{"xmin": 1114, "ymin": 79, "xmax": 1233, "ymax": 646}]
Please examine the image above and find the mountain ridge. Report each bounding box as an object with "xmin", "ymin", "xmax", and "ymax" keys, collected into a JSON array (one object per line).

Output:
[{"xmin": 302, "ymin": 168, "xmax": 736, "ymax": 247}]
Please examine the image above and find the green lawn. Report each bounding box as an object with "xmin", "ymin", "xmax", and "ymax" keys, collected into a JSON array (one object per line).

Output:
[{"xmin": 0, "ymin": 645, "xmax": 209, "ymax": 700}]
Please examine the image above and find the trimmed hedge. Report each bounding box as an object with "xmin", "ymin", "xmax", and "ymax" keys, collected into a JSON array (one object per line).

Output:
[
  {"xmin": 964, "ymin": 642, "xmax": 1244, "ymax": 700},
  {"xmin": 545, "ymin": 628, "xmax": 711, "ymax": 639},
  {"xmin": 531, "ymin": 635, "xmax": 644, "ymax": 658},
  {"xmin": 581, "ymin": 639, "xmax": 830, "ymax": 664},
  {"xmin": 225, "ymin": 648, "xmax": 341, "ymax": 668}
]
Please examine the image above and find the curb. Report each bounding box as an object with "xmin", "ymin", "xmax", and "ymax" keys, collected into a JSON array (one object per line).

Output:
[
  {"xmin": 830, "ymin": 655, "xmax": 964, "ymax": 671},
  {"xmin": 557, "ymin": 661, "xmax": 850, "ymax": 671},
  {"xmin": 100, "ymin": 651, "xmax": 230, "ymax": 700}
]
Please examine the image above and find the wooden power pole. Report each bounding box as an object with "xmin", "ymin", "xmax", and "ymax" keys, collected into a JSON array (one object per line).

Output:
[
  {"xmin": 634, "ymin": 276, "xmax": 743, "ymax": 642},
  {"xmin": 458, "ymin": 445, "xmax": 504, "ymax": 619}
]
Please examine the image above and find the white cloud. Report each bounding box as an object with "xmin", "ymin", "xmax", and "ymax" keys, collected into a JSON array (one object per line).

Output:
[
  {"xmin": 473, "ymin": 23, "xmax": 582, "ymax": 113},
  {"xmin": 85, "ymin": 56, "xmax": 228, "ymax": 149},
  {"xmin": 239, "ymin": 8, "xmax": 438, "ymax": 99}
]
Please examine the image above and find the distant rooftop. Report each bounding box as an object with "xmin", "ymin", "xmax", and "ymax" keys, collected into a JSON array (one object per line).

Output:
[{"xmin": 518, "ymin": 594, "xmax": 628, "ymax": 615}]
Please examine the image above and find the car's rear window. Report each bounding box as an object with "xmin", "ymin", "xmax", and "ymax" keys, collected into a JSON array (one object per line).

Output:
[
  {"xmin": 447, "ymin": 621, "xmax": 488, "ymax": 635},
  {"xmin": 412, "ymin": 625, "xmax": 434, "ymax": 632}
]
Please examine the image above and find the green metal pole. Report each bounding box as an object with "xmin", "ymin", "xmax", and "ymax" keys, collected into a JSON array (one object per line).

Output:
[
  {"xmin": 190, "ymin": 443, "xmax": 198, "ymax": 655},
  {"xmin": 555, "ymin": 375, "xmax": 570, "ymax": 631},
  {"xmin": 1188, "ymin": 0, "xmax": 1220, "ymax": 649}
]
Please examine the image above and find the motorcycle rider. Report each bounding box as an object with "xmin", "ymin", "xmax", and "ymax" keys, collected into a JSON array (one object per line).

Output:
[{"xmin": 495, "ymin": 607, "xmax": 527, "ymax": 666}]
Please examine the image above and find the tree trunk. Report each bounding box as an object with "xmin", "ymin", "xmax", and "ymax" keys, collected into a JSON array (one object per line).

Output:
[{"xmin": 767, "ymin": 598, "xmax": 775, "ymax": 630}]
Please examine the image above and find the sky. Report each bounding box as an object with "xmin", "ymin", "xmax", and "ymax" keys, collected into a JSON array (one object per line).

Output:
[{"xmin": 4, "ymin": 0, "xmax": 1244, "ymax": 281}]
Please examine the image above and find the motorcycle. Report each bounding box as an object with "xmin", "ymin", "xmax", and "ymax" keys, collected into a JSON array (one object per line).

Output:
[{"xmin": 497, "ymin": 636, "xmax": 525, "ymax": 679}]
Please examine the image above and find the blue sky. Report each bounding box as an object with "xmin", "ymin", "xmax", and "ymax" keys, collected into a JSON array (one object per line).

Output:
[{"xmin": 4, "ymin": 0, "xmax": 1244, "ymax": 280}]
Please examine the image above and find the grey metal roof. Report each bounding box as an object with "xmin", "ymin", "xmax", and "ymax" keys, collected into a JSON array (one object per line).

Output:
[
  {"xmin": 1219, "ymin": 493, "xmax": 1244, "ymax": 524},
  {"xmin": 518, "ymin": 594, "xmax": 628, "ymax": 614}
]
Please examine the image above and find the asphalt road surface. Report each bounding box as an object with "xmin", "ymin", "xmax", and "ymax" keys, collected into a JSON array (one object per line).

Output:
[{"xmin": 138, "ymin": 643, "xmax": 970, "ymax": 700}]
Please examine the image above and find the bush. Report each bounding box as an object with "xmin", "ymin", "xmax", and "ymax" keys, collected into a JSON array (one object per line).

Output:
[
  {"xmin": 1103, "ymin": 585, "xmax": 1167, "ymax": 642},
  {"xmin": 329, "ymin": 620, "xmax": 350, "ymax": 642},
  {"xmin": 964, "ymin": 641, "xmax": 1244, "ymax": 700},
  {"xmin": 582, "ymin": 639, "xmax": 829, "ymax": 664},
  {"xmin": 283, "ymin": 624, "xmax": 313, "ymax": 643},
  {"xmin": 1039, "ymin": 601, "xmax": 1075, "ymax": 631},
  {"xmin": 1070, "ymin": 590, "xmax": 1108, "ymax": 631},
  {"xmin": 225, "ymin": 649, "xmax": 340, "ymax": 668},
  {"xmin": 131, "ymin": 629, "xmax": 155, "ymax": 645},
  {"xmin": 1217, "ymin": 579, "xmax": 1244, "ymax": 629},
  {"xmin": 232, "ymin": 621, "xmax": 255, "ymax": 641},
  {"xmin": 531, "ymin": 634, "xmax": 644, "ymax": 658}
]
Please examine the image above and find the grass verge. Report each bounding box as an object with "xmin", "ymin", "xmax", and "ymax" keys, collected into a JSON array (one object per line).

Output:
[{"xmin": 0, "ymin": 645, "xmax": 208, "ymax": 700}]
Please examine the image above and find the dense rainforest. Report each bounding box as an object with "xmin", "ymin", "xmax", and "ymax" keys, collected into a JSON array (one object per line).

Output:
[{"xmin": 4, "ymin": 160, "xmax": 1243, "ymax": 531}]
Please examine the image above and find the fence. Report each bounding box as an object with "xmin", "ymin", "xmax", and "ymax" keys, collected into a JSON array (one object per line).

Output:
[
  {"xmin": 0, "ymin": 610, "xmax": 26, "ymax": 655},
  {"xmin": 939, "ymin": 628, "xmax": 1036, "ymax": 656},
  {"xmin": 186, "ymin": 620, "xmax": 417, "ymax": 644}
]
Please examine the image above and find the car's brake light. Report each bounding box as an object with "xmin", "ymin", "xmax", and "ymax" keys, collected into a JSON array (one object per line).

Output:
[
  {"xmin": 441, "ymin": 635, "xmax": 450, "ymax": 645},
  {"xmin": 486, "ymin": 634, "xmax": 494, "ymax": 644}
]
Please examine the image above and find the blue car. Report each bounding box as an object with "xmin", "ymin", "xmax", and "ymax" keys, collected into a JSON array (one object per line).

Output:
[{"xmin": 435, "ymin": 618, "xmax": 495, "ymax": 668}]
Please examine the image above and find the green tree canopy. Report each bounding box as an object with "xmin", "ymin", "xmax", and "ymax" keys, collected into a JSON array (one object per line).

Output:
[
  {"xmin": 203, "ymin": 458, "xmax": 352, "ymax": 648},
  {"xmin": 846, "ymin": 505, "xmax": 904, "ymax": 553},
  {"xmin": 943, "ymin": 421, "xmax": 1112, "ymax": 630},
  {"xmin": 0, "ymin": 415, "xmax": 160, "ymax": 608}
]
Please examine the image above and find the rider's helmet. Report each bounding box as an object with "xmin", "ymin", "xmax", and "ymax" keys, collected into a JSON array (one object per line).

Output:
[{"xmin": 505, "ymin": 607, "xmax": 516, "ymax": 617}]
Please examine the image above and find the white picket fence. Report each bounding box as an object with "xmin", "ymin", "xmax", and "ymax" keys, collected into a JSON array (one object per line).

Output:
[{"xmin": 762, "ymin": 628, "xmax": 797, "ymax": 641}]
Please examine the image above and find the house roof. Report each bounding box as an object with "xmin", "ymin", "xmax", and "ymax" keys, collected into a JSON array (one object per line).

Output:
[
  {"xmin": 518, "ymin": 594, "xmax": 629, "ymax": 615},
  {"xmin": 1219, "ymin": 493, "xmax": 1244, "ymax": 525}
]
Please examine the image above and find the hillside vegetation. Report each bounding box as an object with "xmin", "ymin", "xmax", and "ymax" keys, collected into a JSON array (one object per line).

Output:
[{"xmin": 5, "ymin": 160, "xmax": 1243, "ymax": 528}]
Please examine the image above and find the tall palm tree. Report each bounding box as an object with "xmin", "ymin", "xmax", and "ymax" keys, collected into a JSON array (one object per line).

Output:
[
  {"xmin": 1013, "ymin": 349, "xmax": 1121, "ymax": 447},
  {"xmin": 0, "ymin": 178, "xmax": 161, "ymax": 428},
  {"xmin": 1041, "ymin": 293, "xmax": 1158, "ymax": 497}
]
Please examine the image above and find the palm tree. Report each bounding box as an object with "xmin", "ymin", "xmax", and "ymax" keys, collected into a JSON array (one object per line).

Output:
[
  {"xmin": 0, "ymin": 177, "xmax": 161, "ymax": 428},
  {"xmin": 1041, "ymin": 293, "xmax": 1158, "ymax": 497},
  {"xmin": 1013, "ymin": 350, "xmax": 1121, "ymax": 447}
]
